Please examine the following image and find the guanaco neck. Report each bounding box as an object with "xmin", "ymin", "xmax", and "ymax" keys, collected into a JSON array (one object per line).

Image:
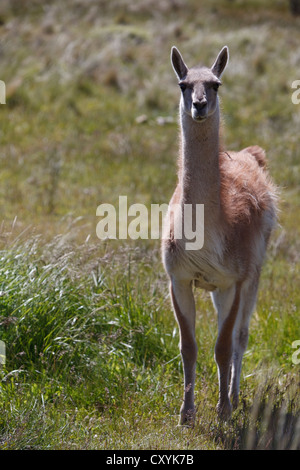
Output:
[{"xmin": 179, "ymin": 101, "xmax": 222, "ymax": 216}]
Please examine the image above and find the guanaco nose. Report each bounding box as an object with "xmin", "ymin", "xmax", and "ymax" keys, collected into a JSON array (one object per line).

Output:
[{"xmin": 193, "ymin": 99, "xmax": 207, "ymax": 111}]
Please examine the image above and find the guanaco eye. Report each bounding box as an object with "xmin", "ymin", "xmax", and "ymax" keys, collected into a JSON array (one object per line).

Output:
[
  {"xmin": 179, "ymin": 82, "xmax": 187, "ymax": 92},
  {"xmin": 212, "ymin": 82, "xmax": 221, "ymax": 92}
]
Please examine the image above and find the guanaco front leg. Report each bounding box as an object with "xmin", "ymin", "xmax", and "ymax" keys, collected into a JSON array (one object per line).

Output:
[
  {"xmin": 170, "ymin": 279, "xmax": 197, "ymax": 425},
  {"xmin": 213, "ymin": 282, "xmax": 242, "ymax": 419}
]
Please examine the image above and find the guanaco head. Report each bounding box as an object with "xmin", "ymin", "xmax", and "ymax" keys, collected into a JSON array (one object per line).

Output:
[{"xmin": 171, "ymin": 46, "xmax": 229, "ymax": 122}]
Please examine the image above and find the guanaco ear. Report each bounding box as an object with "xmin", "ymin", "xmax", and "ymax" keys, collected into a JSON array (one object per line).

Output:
[
  {"xmin": 171, "ymin": 46, "xmax": 188, "ymax": 80},
  {"xmin": 211, "ymin": 46, "xmax": 229, "ymax": 78}
]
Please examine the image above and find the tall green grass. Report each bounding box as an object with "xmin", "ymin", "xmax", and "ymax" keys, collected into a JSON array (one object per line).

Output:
[
  {"xmin": 0, "ymin": 236, "xmax": 180, "ymax": 448},
  {"xmin": 0, "ymin": 234, "xmax": 299, "ymax": 449}
]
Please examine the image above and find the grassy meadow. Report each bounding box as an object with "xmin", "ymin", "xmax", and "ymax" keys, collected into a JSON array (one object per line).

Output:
[{"xmin": 0, "ymin": 0, "xmax": 300, "ymax": 450}]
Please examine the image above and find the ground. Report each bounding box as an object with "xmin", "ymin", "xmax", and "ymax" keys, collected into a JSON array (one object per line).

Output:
[{"xmin": 0, "ymin": 0, "xmax": 299, "ymax": 450}]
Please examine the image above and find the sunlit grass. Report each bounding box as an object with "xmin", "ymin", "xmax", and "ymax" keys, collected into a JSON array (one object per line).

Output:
[{"xmin": 0, "ymin": 0, "xmax": 299, "ymax": 450}]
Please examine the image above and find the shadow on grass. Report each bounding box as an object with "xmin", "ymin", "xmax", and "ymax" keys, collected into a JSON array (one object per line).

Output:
[{"xmin": 214, "ymin": 379, "xmax": 300, "ymax": 450}]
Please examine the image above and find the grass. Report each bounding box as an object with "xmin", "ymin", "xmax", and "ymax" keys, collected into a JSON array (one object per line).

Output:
[
  {"xmin": 0, "ymin": 0, "xmax": 300, "ymax": 450},
  {"xmin": 0, "ymin": 235, "xmax": 299, "ymax": 449}
]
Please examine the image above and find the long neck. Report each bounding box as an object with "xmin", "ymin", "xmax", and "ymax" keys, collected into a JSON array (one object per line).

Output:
[{"xmin": 179, "ymin": 102, "xmax": 221, "ymax": 213}]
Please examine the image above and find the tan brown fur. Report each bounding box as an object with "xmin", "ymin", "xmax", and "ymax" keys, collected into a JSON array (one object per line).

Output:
[{"xmin": 220, "ymin": 148, "xmax": 276, "ymax": 225}]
